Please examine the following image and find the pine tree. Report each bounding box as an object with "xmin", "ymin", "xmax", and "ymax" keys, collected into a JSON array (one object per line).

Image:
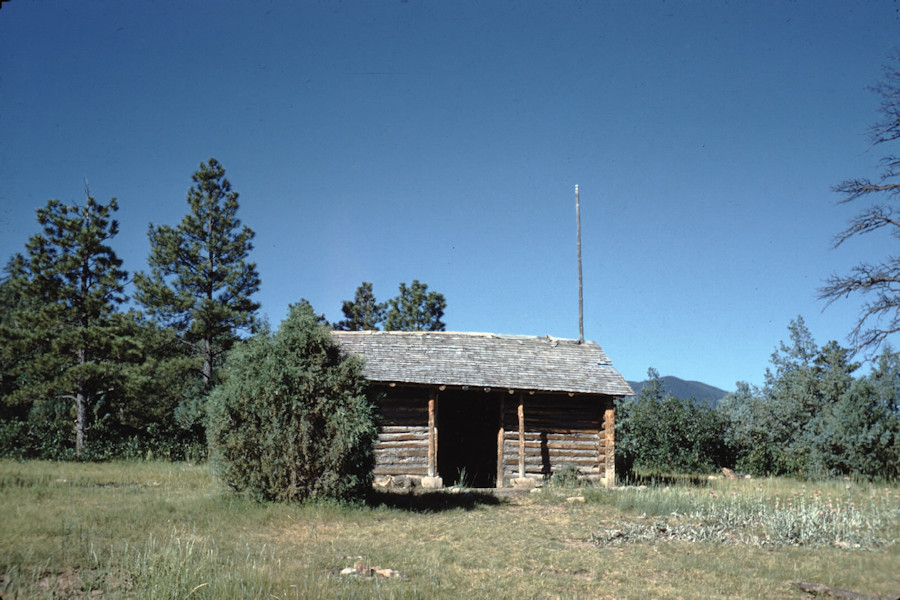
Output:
[
  {"xmin": 336, "ymin": 282, "xmax": 385, "ymax": 330},
  {"xmin": 134, "ymin": 158, "xmax": 260, "ymax": 391},
  {"xmin": 1, "ymin": 195, "xmax": 129, "ymax": 457},
  {"xmin": 383, "ymin": 280, "xmax": 446, "ymax": 331}
]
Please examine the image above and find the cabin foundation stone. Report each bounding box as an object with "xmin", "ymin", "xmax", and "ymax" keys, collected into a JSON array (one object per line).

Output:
[{"xmin": 420, "ymin": 476, "xmax": 443, "ymax": 489}]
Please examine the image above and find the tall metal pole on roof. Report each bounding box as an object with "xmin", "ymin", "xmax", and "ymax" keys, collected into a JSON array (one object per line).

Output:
[{"xmin": 576, "ymin": 185, "xmax": 584, "ymax": 343}]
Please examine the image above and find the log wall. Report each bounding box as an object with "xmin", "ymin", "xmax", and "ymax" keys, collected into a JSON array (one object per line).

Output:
[
  {"xmin": 373, "ymin": 390, "xmax": 429, "ymax": 476},
  {"xmin": 372, "ymin": 386, "xmax": 615, "ymax": 486},
  {"xmin": 500, "ymin": 395, "xmax": 611, "ymax": 482}
]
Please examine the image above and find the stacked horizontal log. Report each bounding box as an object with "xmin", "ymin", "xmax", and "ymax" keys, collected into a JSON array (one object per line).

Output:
[
  {"xmin": 374, "ymin": 392, "xmax": 428, "ymax": 476},
  {"xmin": 373, "ymin": 387, "xmax": 614, "ymax": 485},
  {"xmin": 500, "ymin": 396, "xmax": 608, "ymax": 481}
]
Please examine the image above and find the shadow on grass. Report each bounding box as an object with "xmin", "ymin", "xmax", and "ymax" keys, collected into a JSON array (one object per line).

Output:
[{"xmin": 366, "ymin": 489, "xmax": 505, "ymax": 512}]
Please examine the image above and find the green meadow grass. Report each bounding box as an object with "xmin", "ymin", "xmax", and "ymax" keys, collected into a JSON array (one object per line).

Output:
[{"xmin": 1, "ymin": 460, "xmax": 898, "ymax": 599}]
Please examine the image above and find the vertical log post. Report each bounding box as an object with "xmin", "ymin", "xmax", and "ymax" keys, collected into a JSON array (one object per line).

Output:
[
  {"xmin": 427, "ymin": 393, "xmax": 437, "ymax": 478},
  {"xmin": 497, "ymin": 394, "xmax": 506, "ymax": 487},
  {"xmin": 604, "ymin": 399, "xmax": 615, "ymax": 488},
  {"xmin": 517, "ymin": 393, "xmax": 526, "ymax": 479}
]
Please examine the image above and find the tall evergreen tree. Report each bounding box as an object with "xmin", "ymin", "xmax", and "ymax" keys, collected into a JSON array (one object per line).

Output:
[
  {"xmin": 807, "ymin": 346, "xmax": 900, "ymax": 478},
  {"xmin": 720, "ymin": 317, "xmax": 874, "ymax": 476},
  {"xmin": 1, "ymin": 195, "xmax": 129, "ymax": 457},
  {"xmin": 134, "ymin": 158, "xmax": 260, "ymax": 391},
  {"xmin": 383, "ymin": 280, "xmax": 446, "ymax": 332},
  {"xmin": 336, "ymin": 282, "xmax": 385, "ymax": 331}
]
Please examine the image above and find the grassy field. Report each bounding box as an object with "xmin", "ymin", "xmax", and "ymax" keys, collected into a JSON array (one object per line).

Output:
[{"xmin": 1, "ymin": 461, "xmax": 898, "ymax": 599}]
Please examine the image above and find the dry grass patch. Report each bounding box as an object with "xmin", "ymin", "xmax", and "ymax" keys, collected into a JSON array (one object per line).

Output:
[{"xmin": 2, "ymin": 461, "xmax": 898, "ymax": 599}]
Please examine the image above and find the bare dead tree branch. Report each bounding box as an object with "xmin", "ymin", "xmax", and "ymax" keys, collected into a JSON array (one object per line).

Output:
[
  {"xmin": 821, "ymin": 52, "xmax": 900, "ymax": 355},
  {"xmin": 790, "ymin": 580, "xmax": 900, "ymax": 600}
]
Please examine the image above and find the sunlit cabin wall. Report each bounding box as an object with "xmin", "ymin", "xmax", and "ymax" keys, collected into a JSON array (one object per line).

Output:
[
  {"xmin": 372, "ymin": 388, "xmax": 430, "ymax": 478},
  {"xmin": 499, "ymin": 394, "xmax": 613, "ymax": 486}
]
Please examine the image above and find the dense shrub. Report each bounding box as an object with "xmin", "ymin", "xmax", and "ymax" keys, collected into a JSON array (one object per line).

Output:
[
  {"xmin": 207, "ymin": 301, "xmax": 378, "ymax": 503},
  {"xmin": 616, "ymin": 368, "xmax": 733, "ymax": 476}
]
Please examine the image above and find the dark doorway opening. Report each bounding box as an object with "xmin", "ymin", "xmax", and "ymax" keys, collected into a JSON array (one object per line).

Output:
[{"xmin": 437, "ymin": 390, "xmax": 500, "ymax": 488}]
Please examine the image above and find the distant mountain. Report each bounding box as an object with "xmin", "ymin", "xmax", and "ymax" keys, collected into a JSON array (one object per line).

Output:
[{"xmin": 626, "ymin": 376, "xmax": 730, "ymax": 408}]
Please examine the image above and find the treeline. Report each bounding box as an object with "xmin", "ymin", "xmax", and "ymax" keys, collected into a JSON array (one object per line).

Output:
[
  {"xmin": 617, "ymin": 316, "xmax": 900, "ymax": 480},
  {"xmin": 0, "ymin": 158, "xmax": 445, "ymax": 462}
]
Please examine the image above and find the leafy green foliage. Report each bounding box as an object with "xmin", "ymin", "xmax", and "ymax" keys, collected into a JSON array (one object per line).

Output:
[
  {"xmin": 616, "ymin": 368, "xmax": 732, "ymax": 476},
  {"xmin": 208, "ymin": 301, "xmax": 378, "ymax": 503},
  {"xmin": 335, "ymin": 282, "xmax": 385, "ymax": 330},
  {"xmin": 383, "ymin": 280, "xmax": 446, "ymax": 331},
  {"xmin": 134, "ymin": 158, "xmax": 260, "ymax": 393}
]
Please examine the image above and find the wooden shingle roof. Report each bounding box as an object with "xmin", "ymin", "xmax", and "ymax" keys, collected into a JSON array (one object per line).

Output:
[{"xmin": 332, "ymin": 331, "xmax": 634, "ymax": 397}]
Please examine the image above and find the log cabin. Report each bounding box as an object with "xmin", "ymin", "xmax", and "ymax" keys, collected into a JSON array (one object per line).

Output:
[{"xmin": 332, "ymin": 331, "xmax": 633, "ymax": 489}]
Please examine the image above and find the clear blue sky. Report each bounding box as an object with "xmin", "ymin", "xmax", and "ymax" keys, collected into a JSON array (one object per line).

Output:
[{"xmin": 1, "ymin": 1, "xmax": 898, "ymax": 391}]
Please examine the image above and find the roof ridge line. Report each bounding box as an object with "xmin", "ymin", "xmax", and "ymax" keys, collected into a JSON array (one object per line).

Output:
[{"xmin": 331, "ymin": 330, "xmax": 592, "ymax": 344}]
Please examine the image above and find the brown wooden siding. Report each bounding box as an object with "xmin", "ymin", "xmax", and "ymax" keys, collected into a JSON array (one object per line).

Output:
[
  {"xmin": 500, "ymin": 396, "xmax": 608, "ymax": 481},
  {"xmin": 373, "ymin": 385, "xmax": 614, "ymax": 484},
  {"xmin": 374, "ymin": 389, "xmax": 429, "ymax": 476}
]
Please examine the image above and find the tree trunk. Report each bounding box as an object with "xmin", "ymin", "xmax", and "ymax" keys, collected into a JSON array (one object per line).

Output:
[
  {"xmin": 75, "ymin": 345, "xmax": 88, "ymax": 458},
  {"xmin": 75, "ymin": 391, "xmax": 86, "ymax": 458},
  {"xmin": 202, "ymin": 338, "xmax": 212, "ymax": 390}
]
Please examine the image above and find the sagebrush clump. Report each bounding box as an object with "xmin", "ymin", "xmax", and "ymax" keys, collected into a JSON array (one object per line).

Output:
[{"xmin": 207, "ymin": 301, "xmax": 378, "ymax": 503}]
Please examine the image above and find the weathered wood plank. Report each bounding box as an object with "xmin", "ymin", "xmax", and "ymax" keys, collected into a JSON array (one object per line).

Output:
[
  {"xmin": 377, "ymin": 435, "xmax": 429, "ymax": 444},
  {"xmin": 604, "ymin": 400, "xmax": 615, "ymax": 488},
  {"xmin": 373, "ymin": 465, "xmax": 428, "ymax": 476},
  {"xmin": 427, "ymin": 394, "xmax": 437, "ymax": 478},
  {"xmin": 497, "ymin": 393, "xmax": 505, "ymax": 488},
  {"xmin": 504, "ymin": 457, "xmax": 598, "ymax": 468},
  {"xmin": 380, "ymin": 425, "xmax": 428, "ymax": 434},
  {"xmin": 518, "ymin": 394, "xmax": 525, "ymax": 478},
  {"xmin": 375, "ymin": 447, "xmax": 428, "ymax": 459},
  {"xmin": 376, "ymin": 453, "xmax": 427, "ymax": 465},
  {"xmin": 512, "ymin": 440, "xmax": 599, "ymax": 450},
  {"xmin": 503, "ymin": 431, "xmax": 599, "ymax": 440},
  {"xmin": 375, "ymin": 440, "xmax": 428, "ymax": 453}
]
